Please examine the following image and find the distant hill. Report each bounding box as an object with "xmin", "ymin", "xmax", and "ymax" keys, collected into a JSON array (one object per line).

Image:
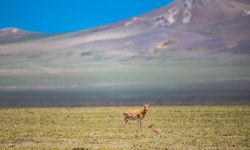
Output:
[{"xmin": 0, "ymin": 28, "xmax": 44, "ymax": 44}]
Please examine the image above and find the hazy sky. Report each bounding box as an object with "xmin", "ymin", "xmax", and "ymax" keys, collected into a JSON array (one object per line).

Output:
[{"xmin": 0, "ymin": 0, "xmax": 172, "ymax": 33}]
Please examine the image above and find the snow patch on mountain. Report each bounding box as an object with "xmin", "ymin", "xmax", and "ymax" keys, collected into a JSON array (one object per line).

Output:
[
  {"xmin": 243, "ymin": 10, "xmax": 250, "ymax": 16},
  {"xmin": 125, "ymin": 17, "xmax": 140, "ymax": 27},
  {"xmin": 0, "ymin": 28, "xmax": 23, "ymax": 33},
  {"xmin": 154, "ymin": 8, "xmax": 179, "ymax": 27},
  {"xmin": 182, "ymin": 0, "xmax": 193, "ymax": 24}
]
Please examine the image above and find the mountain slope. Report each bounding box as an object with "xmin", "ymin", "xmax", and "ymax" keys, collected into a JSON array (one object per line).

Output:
[
  {"xmin": 1, "ymin": 0, "xmax": 249, "ymax": 60},
  {"xmin": 0, "ymin": 0, "xmax": 250, "ymax": 105}
]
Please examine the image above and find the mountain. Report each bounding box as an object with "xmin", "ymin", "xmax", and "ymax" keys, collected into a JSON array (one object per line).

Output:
[
  {"xmin": 97, "ymin": 0, "xmax": 250, "ymax": 55},
  {"xmin": 0, "ymin": 0, "xmax": 250, "ymax": 106},
  {"xmin": 0, "ymin": 27, "xmax": 44, "ymax": 44},
  {"xmin": 1, "ymin": 0, "xmax": 250, "ymax": 60}
]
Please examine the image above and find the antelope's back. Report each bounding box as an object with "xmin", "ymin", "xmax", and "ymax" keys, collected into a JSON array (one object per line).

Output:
[{"xmin": 123, "ymin": 109, "xmax": 141, "ymax": 119}]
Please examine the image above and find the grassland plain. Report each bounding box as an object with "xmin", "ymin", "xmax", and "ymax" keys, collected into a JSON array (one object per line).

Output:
[{"xmin": 0, "ymin": 106, "xmax": 249, "ymax": 150}]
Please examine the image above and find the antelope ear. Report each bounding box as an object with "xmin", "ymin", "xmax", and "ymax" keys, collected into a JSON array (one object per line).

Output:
[{"xmin": 147, "ymin": 102, "xmax": 150, "ymax": 106}]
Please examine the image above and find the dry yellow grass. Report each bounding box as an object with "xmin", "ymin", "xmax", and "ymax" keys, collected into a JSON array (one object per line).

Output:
[{"xmin": 0, "ymin": 106, "xmax": 249, "ymax": 150}]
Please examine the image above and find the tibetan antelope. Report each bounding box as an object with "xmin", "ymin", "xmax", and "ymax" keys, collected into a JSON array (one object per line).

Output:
[
  {"xmin": 148, "ymin": 124, "xmax": 161, "ymax": 134},
  {"xmin": 123, "ymin": 102, "xmax": 149, "ymax": 129}
]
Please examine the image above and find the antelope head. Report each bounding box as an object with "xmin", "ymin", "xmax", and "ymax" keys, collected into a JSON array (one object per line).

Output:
[{"xmin": 144, "ymin": 102, "xmax": 149, "ymax": 112}]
